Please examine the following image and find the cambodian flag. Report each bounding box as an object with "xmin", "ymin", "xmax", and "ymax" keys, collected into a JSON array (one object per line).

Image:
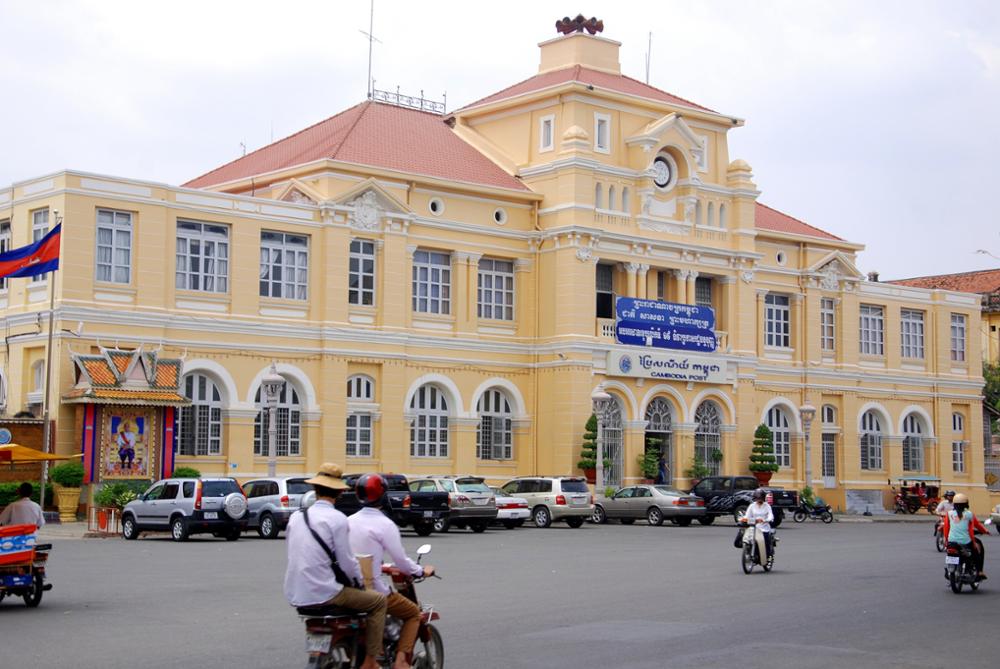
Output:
[{"xmin": 0, "ymin": 223, "xmax": 61, "ymax": 279}]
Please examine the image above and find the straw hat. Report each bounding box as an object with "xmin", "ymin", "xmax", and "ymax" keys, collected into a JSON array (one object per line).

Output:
[{"xmin": 305, "ymin": 462, "xmax": 350, "ymax": 490}]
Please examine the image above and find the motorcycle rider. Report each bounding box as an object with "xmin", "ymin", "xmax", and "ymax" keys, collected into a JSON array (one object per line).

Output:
[
  {"xmin": 284, "ymin": 463, "xmax": 387, "ymax": 669},
  {"xmin": 349, "ymin": 474, "xmax": 435, "ymax": 669},
  {"xmin": 933, "ymin": 490, "xmax": 955, "ymax": 537},
  {"xmin": 743, "ymin": 488, "xmax": 774, "ymax": 561},
  {"xmin": 942, "ymin": 493, "xmax": 988, "ymax": 581}
]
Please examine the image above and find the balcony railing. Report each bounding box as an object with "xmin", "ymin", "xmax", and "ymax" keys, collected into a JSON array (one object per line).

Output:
[{"xmin": 596, "ymin": 318, "xmax": 616, "ymax": 339}]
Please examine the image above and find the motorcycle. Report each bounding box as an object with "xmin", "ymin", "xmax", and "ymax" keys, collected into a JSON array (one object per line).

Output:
[
  {"xmin": 738, "ymin": 515, "xmax": 777, "ymax": 574},
  {"xmin": 942, "ymin": 518, "xmax": 993, "ymax": 593},
  {"xmin": 792, "ymin": 500, "xmax": 833, "ymax": 524},
  {"xmin": 934, "ymin": 519, "xmax": 945, "ymax": 552},
  {"xmin": 0, "ymin": 524, "xmax": 52, "ymax": 608},
  {"xmin": 298, "ymin": 544, "xmax": 443, "ymax": 669}
]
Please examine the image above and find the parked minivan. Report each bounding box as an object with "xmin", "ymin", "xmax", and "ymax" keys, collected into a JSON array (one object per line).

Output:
[
  {"xmin": 242, "ymin": 476, "xmax": 311, "ymax": 538},
  {"xmin": 498, "ymin": 476, "xmax": 593, "ymax": 528}
]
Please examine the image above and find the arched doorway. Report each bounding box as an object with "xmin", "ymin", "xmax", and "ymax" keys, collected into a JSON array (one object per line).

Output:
[
  {"xmin": 604, "ymin": 396, "xmax": 624, "ymax": 487},
  {"xmin": 644, "ymin": 397, "xmax": 673, "ymax": 485},
  {"xmin": 694, "ymin": 401, "xmax": 722, "ymax": 476}
]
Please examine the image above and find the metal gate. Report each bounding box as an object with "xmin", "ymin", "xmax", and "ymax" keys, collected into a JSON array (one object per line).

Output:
[{"xmin": 604, "ymin": 397, "xmax": 624, "ymax": 487}]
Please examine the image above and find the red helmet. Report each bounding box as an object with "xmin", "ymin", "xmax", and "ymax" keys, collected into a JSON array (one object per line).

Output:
[{"xmin": 356, "ymin": 473, "xmax": 388, "ymax": 508}]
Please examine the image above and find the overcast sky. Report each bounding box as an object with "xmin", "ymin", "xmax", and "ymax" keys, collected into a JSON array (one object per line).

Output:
[{"xmin": 2, "ymin": 0, "xmax": 998, "ymax": 279}]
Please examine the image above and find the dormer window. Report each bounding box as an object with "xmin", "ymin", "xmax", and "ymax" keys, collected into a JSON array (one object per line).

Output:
[{"xmin": 594, "ymin": 113, "xmax": 610, "ymax": 153}]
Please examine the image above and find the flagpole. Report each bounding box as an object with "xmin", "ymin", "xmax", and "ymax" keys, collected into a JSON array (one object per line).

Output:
[{"xmin": 38, "ymin": 212, "xmax": 61, "ymax": 515}]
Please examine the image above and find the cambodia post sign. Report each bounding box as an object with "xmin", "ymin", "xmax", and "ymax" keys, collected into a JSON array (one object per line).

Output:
[
  {"xmin": 607, "ymin": 350, "xmax": 728, "ymax": 384},
  {"xmin": 615, "ymin": 298, "xmax": 717, "ymax": 353}
]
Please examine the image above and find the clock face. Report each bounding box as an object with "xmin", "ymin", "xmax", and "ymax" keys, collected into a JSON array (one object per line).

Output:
[{"xmin": 653, "ymin": 157, "xmax": 672, "ymax": 188}]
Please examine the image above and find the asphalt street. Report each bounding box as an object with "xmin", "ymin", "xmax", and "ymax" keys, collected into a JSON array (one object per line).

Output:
[{"xmin": 2, "ymin": 519, "xmax": 996, "ymax": 669}]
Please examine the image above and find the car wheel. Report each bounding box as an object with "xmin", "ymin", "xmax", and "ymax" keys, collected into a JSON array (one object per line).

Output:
[
  {"xmin": 772, "ymin": 513, "xmax": 783, "ymax": 529},
  {"xmin": 502, "ymin": 520, "xmax": 518, "ymax": 529},
  {"xmin": 619, "ymin": 518, "xmax": 636, "ymax": 525},
  {"xmin": 470, "ymin": 521, "xmax": 488, "ymax": 533},
  {"xmin": 566, "ymin": 517, "xmax": 585, "ymax": 528},
  {"xmin": 122, "ymin": 514, "xmax": 139, "ymax": 540},
  {"xmin": 170, "ymin": 516, "xmax": 189, "ymax": 542},
  {"xmin": 733, "ymin": 504, "xmax": 749, "ymax": 523},
  {"xmin": 413, "ymin": 521, "xmax": 434, "ymax": 537},
  {"xmin": 225, "ymin": 528, "xmax": 241, "ymax": 541},
  {"xmin": 432, "ymin": 518, "xmax": 451, "ymax": 533},
  {"xmin": 675, "ymin": 517, "xmax": 693, "ymax": 527},
  {"xmin": 532, "ymin": 506, "xmax": 552, "ymax": 528},
  {"xmin": 647, "ymin": 507, "xmax": 664, "ymax": 526},
  {"xmin": 258, "ymin": 513, "xmax": 279, "ymax": 539},
  {"xmin": 592, "ymin": 505, "xmax": 607, "ymax": 524},
  {"xmin": 697, "ymin": 516, "xmax": 715, "ymax": 526}
]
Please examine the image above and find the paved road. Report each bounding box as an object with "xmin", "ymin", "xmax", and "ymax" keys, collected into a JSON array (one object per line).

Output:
[{"xmin": 3, "ymin": 520, "xmax": 996, "ymax": 668}]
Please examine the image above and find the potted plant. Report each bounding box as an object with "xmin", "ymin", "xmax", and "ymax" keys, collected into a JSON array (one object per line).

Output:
[
  {"xmin": 577, "ymin": 414, "xmax": 611, "ymax": 484},
  {"xmin": 710, "ymin": 448, "xmax": 724, "ymax": 464},
  {"xmin": 50, "ymin": 461, "xmax": 85, "ymax": 522},
  {"xmin": 683, "ymin": 456, "xmax": 712, "ymax": 488},
  {"xmin": 92, "ymin": 481, "xmax": 146, "ymax": 533},
  {"xmin": 749, "ymin": 423, "xmax": 779, "ymax": 485}
]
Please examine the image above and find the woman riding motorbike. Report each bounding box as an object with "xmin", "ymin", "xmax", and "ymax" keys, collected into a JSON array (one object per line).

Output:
[
  {"xmin": 743, "ymin": 489, "xmax": 774, "ymax": 561},
  {"xmin": 942, "ymin": 493, "xmax": 988, "ymax": 581}
]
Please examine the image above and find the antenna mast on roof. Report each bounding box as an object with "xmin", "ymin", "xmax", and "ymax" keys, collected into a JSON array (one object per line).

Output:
[
  {"xmin": 645, "ymin": 32, "xmax": 652, "ymax": 84},
  {"xmin": 360, "ymin": 0, "xmax": 382, "ymax": 98}
]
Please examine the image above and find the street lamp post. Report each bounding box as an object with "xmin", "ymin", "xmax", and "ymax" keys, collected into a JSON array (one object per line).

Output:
[
  {"xmin": 591, "ymin": 384, "xmax": 613, "ymax": 497},
  {"xmin": 261, "ymin": 363, "xmax": 286, "ymax": 478},
  {"xmin": 800, "ymin": 403, "xmax": 817, "ymax": 489}
]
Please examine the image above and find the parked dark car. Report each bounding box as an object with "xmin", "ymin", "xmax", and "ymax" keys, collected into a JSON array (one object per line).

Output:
[
  {"xmin": 687, "ymin": 476, "xmax": 798, "ymax": 526},
  {"xmin": 335, "ymin": 473, "xmax": 449, "ymax": 536}
]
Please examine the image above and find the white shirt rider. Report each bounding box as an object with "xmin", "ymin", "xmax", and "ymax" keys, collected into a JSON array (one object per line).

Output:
[
  {"xmin": 348, "ymin": 506, "xmax": 424, "ymax": 595},
  {"xmin": 744, "ymin": 500, "xmax": 774, "ymax": 533}
]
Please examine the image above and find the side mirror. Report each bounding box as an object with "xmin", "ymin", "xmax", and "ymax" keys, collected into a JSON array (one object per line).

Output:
[
  {"xmin": 417, "ymin": 544, "xmax": 432, "ymax": 556},
  {"xmin": 986, "ymin": 518, "xmax": 994, "ymax": 526}
]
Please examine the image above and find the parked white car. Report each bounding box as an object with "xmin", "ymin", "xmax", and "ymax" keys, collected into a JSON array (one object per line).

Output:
[{"xmin": 490, "ymin": 487, "xmax": 530, "ymax": 529}]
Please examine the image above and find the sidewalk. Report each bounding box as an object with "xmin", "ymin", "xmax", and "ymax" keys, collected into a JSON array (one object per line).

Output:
[
  {"xmin": 835, "ymin": 512, "xmax": 938, "ymax": 523},
  {"xmin": 36, "ymin": 521, "xmax": 115, "ymax": 540}
]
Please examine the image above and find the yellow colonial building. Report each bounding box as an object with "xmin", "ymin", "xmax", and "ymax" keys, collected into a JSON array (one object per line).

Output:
[{"xmin": 0, "ymin": 22, "xmax": 989, "ymax": 511}]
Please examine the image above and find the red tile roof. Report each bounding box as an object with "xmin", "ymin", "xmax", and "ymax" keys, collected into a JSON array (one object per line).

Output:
[
  {"xmin": 184, "ymin": 101, "xmax": 528, "ymax": 191},
  {"xmin": 456, "ymin": 65, "xmax": 714, "ymax": 113},
  {"xmin": 889, "ymin": 268, "xmax": 1000, "ymax": 294},
  {"xmin": 754, "ymin": 202, "xmax": 842, "ymax": 241},
  {"xmin": 82, "ymin": 359, "xmax": 117, "ymax": 386}
]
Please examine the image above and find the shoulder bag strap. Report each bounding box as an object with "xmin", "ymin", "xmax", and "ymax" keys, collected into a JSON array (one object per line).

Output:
[{"xmin": 302, "ymin": 508, "xmax": 360, "ymax": 589}]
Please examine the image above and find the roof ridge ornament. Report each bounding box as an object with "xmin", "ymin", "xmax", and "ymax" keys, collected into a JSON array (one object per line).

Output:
[{"xmin": 556, "ymin": 14, "xmax": 604, "ymax": 35}]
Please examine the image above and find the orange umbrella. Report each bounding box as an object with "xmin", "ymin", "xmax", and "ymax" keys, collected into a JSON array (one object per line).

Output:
[{"xmin": 0, "ymin": 444, "xmax": 83, "ymax": 463}]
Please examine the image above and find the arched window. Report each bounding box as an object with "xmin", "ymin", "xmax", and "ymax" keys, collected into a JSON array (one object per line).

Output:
[
  {"xmin": 718, "ymin": 203, "xmax": 727, "ymax": 229},
  {"xmin": 603, "ymin": 395, "xmax": 624, "ymax": 486},
  {"xmin": 477, "ymin": 388, "xmax": 512, "ymax": 460},
  {"xmin": 595, "ymin": 183, "xmax": 604, "ymax": 210},
  {"xmin": 347, "ymin": 375, "xmax": 374, "ymax": 401},
  {"xmin": 410, "ymin": 385, "xmax": 448, "ymax": 458},
  {"xmin": 860, "ymin": 411, "xmax": 883, "ymax": 470},
  {"xmin": 695, "ymin": 200, "xmax": 703, "ymax": 226},
  {"xmin": 178, "ymin": 373, "xmax": 223, "ymax": 456},
  {"xmin": 706, "ymin": 202, "xmax": 715, "ymax": 227},
  {"xmin": 608, "ymin": 185, "xmax": 617, "ymax": 211},
  {"xmin": 822, "ymin": 404, "xmax": 837, "ymax": 425},
  {"xmin": 902, "ymin": 414, "xmax": 925, "ymax": 472},
  {"xmin": 621, "ymin": 187, "xmax": 630, "ymax": 214},
  {"xmin": 644, "ymin": 397, "xmax": 673, "ymax": 484},
  {"xmin": 821, "ymin": 405, "xmax": 838, "ymax": 481},
  {"xmin": 346, "ymin": 375, "xmax": 375, "ymax": 458},
  {"xmin": 694, "ymin": 401, "xmax": 722, "ymax": 476},
  {"xmin": 766, "ymin": 406, "xmax": 791, "ymax": 468},
  {"xmin": 253, "ymin": 382, "xmax": 302, "ymax": 457}
]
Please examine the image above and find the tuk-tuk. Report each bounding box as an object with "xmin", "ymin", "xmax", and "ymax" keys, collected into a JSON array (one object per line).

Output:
[{"xmin": 889, "ymin": 477, "xmax": 941, "ymax": 514}]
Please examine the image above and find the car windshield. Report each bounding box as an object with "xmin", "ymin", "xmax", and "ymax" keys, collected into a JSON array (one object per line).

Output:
[
  {"xmin": 653, "ymin": 486, "xmax": 683, "ymax": 496},
  {"xmin": 202, "ymin": 480, "xmax": 240, "ymax": 497},
  {"xmin": 457, "ymin": 481, "xmax": 491, "ymax": 493},
  {"xmin": 560, "ymin": 480, "xmax": 589, "ymax": 493},
  {"xmin": 287, "ymin": 479, "xmax": 311, "ymax": 495}
]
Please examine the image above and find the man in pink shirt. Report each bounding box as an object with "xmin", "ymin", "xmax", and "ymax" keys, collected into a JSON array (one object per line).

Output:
[{"xmin": 349, "ymin": 474, "xmax": 435, "ymax": 669}]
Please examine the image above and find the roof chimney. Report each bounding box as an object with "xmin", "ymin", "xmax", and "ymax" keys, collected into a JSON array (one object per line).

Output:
[
  {"xmin": 867, "ymin": 271, "xmax": 880, "ymax": 282},
  {"xmin": 539, "ymin": 16, "xmax": 620, "ymax": 74}
]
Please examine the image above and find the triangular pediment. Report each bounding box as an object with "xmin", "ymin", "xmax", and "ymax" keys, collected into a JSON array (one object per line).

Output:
[
  {"xmin": 626, "ymin": 113, "xmax": 707, "ymax": 174},
  {"xmin": 333, "ymin": 179, "xmax": 411, "ymax": 215},
  {"xmin": 808, "ymin": 251, "xmax": 864, "ymax": 290},
  {"xmin": 273, "ymin": 179, "xmax": 323, "ymax": 205}
]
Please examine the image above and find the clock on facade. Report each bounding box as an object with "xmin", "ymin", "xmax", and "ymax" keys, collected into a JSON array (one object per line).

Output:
[{"xmin": 653, "ymin": 156, "xmax": 672, "ymax": 188}]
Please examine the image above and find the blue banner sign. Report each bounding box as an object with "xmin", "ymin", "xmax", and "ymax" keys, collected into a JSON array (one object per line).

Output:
[
  {"xmin": 615, "ymin": 298, "xmax": 717, "ymax": 352},
  {"xmin": 616, "ymin": 298, "xmax": 715, "ymax": 331}
]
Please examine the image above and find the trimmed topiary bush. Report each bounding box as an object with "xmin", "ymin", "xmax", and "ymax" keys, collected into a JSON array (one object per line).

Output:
[
  {"xmin": 50, "ymin": 461, "xmax": 85, "ymax": 488},
  {"xmin": 749, "ymin": 424, "xmax": 779, "ymax": 474},
  {"xmin": 577, "ymin": 414, "xmax": 611, "ymax": 471},
  {"xmin": 171, "ymin": 466, "xmax": 202, "ymax": 478}
]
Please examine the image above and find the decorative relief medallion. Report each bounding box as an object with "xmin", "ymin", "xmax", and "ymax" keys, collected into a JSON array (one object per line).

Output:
[
  {"xmin": 575, "ymin": 247, "xmax": 593, "ymax": 263},
  {"xmin": 818, "ymin": 262, "xmax": 842, "ymax": 291},
  {"xmin": 741, "ymin": 270, "xmax": 755, "ymax": 284},
  {"xmin": 349, "ymin": 191, "xmax": 381, "ymax": 231}
]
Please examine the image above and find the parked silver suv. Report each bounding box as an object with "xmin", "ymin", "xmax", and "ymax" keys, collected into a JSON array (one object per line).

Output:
[
  {"xmin": 499, "ymin": 476, "xmax": 593, "ymax": 528},
  {"xmin": 122, "ymin": 477, "xmax": 249, "ymax": 542},
  {"xmin": 408, "ymin": 476, "xmax": 497, "ymax": 533},
  {"xmin": 243, "ymin": 476, "xmax": 311, "ymax": 539}
]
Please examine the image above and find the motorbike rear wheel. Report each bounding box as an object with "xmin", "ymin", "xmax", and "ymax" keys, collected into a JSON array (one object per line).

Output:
[
  {"xmin": 22, "ymin": 572, "xmax": 43, "ymax": 608},
  {"xmin": 413, "ymin": 624, "xmax": 444, "ymax": 669},
  {"xmin": 741, "ymin": 544, "xmax": 754, "ymax": 574},
  {"xmin": 949, "ymin": 570, "xmax": 963, "ymax": 594},
  {"xmin": 793, "ymin": 510, "xmax": 807, "ymax": 523}
]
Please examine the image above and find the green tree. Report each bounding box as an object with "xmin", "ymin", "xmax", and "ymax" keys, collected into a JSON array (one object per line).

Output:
[
  {"xmin": 984, "ymin": 362, "xmax": 1000, "ymax": 411},
  {"xmin": 749, "ymin": 424, "xmax": 779, "ymax": 474},
  {"xmin": 577, "ymin": 414, "xmax": 611, "ymax": 470}
]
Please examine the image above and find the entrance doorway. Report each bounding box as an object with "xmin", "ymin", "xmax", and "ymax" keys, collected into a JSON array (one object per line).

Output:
[{"xmin": 644, "ymin": 397, "xmax": 674, "ymax": 485}]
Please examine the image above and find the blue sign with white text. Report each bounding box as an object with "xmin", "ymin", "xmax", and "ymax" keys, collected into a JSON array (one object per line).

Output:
[{"xmin": 615, "ymin": 298, "xmax": 717, "ymax": 352}]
